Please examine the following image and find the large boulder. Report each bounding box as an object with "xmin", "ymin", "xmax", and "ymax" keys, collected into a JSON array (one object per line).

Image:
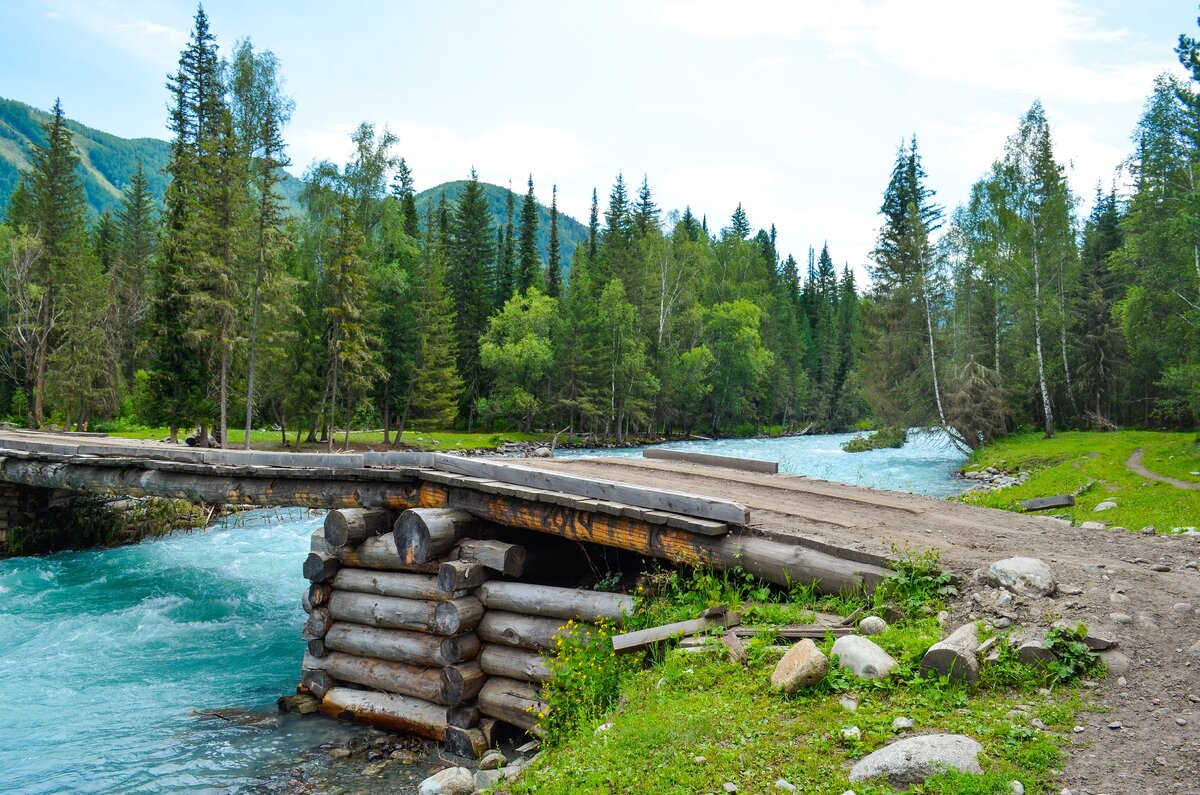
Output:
[
  {"xmin": 770, "ymin": 639, "xmax": 829, "ymax": 694},
  {"xmin": 848, "ymin": 734, "xmax": 983, "ymax": 786},
  {"xmin": 987, "ymin": 557, "xmax": 1057, "ymax": 598},
  {"xmin": 418, "ymin": 767, "xmax": 475, "ymax": 795},
  {"xmin": 831, "ymin": 635, "xmax": 897, "ymax": 680}
]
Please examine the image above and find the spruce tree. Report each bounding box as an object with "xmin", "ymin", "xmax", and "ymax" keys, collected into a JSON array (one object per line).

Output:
[
  {"xmin": 545, "ymin": 184, "xmax": 562, "ymax": 297},
  {"xmin": 633, "ymin": 175, "xmax": 660, "ymax": 237},
  {"xmin": 493, "ymin": 183, "xmax": 515, "ymax": 306},
  {"xmin": 407, "ymin": 207, "xmax": 463, "ymax": 431},
  {"xmin": 25, "ymin": 99, "xmax": 92, "ymax": 427},
  {"xmin": 516, "ymin": 175, "xmax": 541, "ymax": 293},
  {"xmin": 447, "ymin": 168, "xmax": 495, "ymax": 426},
  {"xmin": 390, "ymin": 158, "xmax": 420, "ymax": 238},
  {"xmin": 586, "ymin": 188, "xmax": 599, "ymax": 262},
  {"xmin": 111, "ymin": 161, "xmax": 157, "ymax": 384},
  {"xmin": 729, "ymin": 203, "xmax": 750, "ymax": 239}
]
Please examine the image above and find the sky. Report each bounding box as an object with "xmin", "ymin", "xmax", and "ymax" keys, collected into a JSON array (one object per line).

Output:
[{"xmin": 0, "ymin": 1, "xmax": 1193, "ymax": 278}]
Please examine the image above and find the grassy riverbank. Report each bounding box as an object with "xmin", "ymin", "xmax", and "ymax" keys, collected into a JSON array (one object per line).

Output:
[
  {"xmin": 959, "ymin": 430, "xmax": 1200, "ymax": 531},
  {"xmin": 508, "ymin": 564, "xmax": 1095, "ymax": 794},
  {"xmin": 103, "ymin": 427, "xmax": 550, "ymax": 451}
]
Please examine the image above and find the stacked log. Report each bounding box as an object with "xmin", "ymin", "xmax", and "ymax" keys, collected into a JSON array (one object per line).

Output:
[
  {"xmin": 301, "ymin": 508, "xmax": 487, "ymax": 745},
  {"xmin": 297, "ymin": 507, "xmax": 637, "ymax": 757}
]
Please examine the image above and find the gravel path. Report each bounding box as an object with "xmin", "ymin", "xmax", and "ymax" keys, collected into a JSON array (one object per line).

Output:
[
  {"xmin": 1127, "ymin": 447, "xmax": 1200, "ymax": 491},
  {"xmin": 533, "ymin": 456, "xmax": 1200, "ymax": 794}
]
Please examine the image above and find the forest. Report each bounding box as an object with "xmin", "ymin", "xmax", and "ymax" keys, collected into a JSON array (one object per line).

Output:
[{"xmin": 2, "ymin": 6, "xmax": 1200, "ymax": 450}]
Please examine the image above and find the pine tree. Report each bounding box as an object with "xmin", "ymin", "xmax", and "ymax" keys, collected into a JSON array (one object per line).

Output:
[
  {"xmin": 92, "ymin": 211, "xmax": 118, "ymax": 272},
  {"xmin": 111, "ymin": 161, "xmax": 157, "ymax": 384},
  {"xmin": 390, "ymin": 157, "xmax": 420, "ymax": 238},
  {"xmin": 494, "ymin": 183, "xmax": 515, "ymax": 306},
  {"xmin": 516, "ymin": 175, "xmax": 541, "ymax": 293},
  {"xmin": 586, "ymin": 188, "xmax": 599, "ymax": 262},
  {"xmin": 633, "ymin": 175, "xmax": 660, "ymax": 237},
  {"xmin": 150, "ymin": 5, "xmax": 222, "ymax": 442},
  {"xmin": 1076, "ymin": 188, "xmax": 1124, "ymax": 422},
  {"xmin": 545, "ymin": 184, "xmax": 562, "ymax": 297},
  {"xmin": 25, "ymin": 99, "xmax": 92, "ymax": 427},
  {"xmin": 447, "ymin": 168, "xmax": 495, "ymax": 426},
  {"xmin": 729, "ymin": 203, "xmax": 750, "ymax": 240},
  {"xmin": 405, "ymin": 205, "xmax": 462, "ymax": 432}
]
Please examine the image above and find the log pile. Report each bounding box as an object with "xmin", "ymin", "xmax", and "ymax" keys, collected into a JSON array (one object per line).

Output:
[{"xmin": 298, "ymin": 507, "xmax": 636, "ymax": 757}]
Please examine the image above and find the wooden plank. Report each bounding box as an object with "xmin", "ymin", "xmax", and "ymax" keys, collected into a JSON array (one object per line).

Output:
[
  {"xmin": 432, "ymin": 454, "xmax": 749, "ymax": 525},
  {"xmin": 728, "ymin": 624, "xmax": 853, "ymax": 639},
  {"xmin": 643, "ymin": 448, "xmax": 779, "ymax": 474},
  {"xmin": 435, "ymin": 483, "xmax": 887, "ymax": 594},
  {"xmin": 611, "ymin": 608, "xmax": 739, "ymax": 654},
  {"xmin": 1019, "ymin": 494, "xmax": 1075, "ymax": 511}
]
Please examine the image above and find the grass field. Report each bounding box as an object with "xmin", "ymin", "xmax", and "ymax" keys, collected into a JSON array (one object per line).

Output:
[
  {"xmin": 103, "ymin": 426, "xmax": 550, "ymax": 452},
  {"xmin": 959, "ymin": 429, "xmax": 1200, "ymax": 531}
]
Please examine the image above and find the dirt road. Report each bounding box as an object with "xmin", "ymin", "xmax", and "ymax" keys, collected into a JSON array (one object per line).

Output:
[{"xmin": 531, "ymin": 456, "xmax": 1200, "ymax": 794}]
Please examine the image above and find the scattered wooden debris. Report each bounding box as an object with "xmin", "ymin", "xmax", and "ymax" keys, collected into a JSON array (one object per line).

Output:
[
  {"xmin": 611, "ymin": 606, "xmax": 740, "ymax": 654},
  {"xmin": 1019, "ymin": 494, "xmax": 1074, "ymax": 511}
]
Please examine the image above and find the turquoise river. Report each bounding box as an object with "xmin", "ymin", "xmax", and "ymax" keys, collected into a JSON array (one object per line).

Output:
[{"xmin": 0, "ymin": 432, "xmax": 967, "ymax": 793}]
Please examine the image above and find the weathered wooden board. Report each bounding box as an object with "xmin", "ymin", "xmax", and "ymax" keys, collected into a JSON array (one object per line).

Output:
[
  {"xmin": 432, "ymin": 454, "xmax": 749, "ymax": 525},
  {"xmin": 1019, "ymin": 494, "xmax": 1075, "ymax": 511},
  {"xmin": 476, "ymin": 581, "xmax": 634, "ymax": 624},
  {"xmin": 643, "ymin": 448, "xmax": 779, "ymax": 474},
  {"xmin": 429, "ymin": 483, "xmax": 889, "ymax": 594},
  {"xmin": 611, "ymin": 609, "xmax": 738, "ymax": 654}
]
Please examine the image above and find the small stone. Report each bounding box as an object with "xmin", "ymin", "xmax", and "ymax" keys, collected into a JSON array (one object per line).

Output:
[
  {"xmin": 694, "ymin": 756, "xmax": 707, "ymax": 764},
  {"xmin": 1094, "ymin": 501, "xmax": 1118, "ymax": 512},
  {"xmin": 327, "ymin": 747, "xmax": 351, "ymax": 759},
  {"xmin": 840, "ymin": 696, "xmax": 858, "ymax": 711},
  {"xmin": 849, "ymin": 734, "xmax": 983, "ymax": 785},
  {"xmin": 1173, "ymin": 602, "xmax": 1194, "ymax": 614},
  {"xmin": 774, "ymin": 780, "xmax": 796, "ymax": 792},
  {"xmin": 994, "ymin": 617, "xmax": 1012, "ymax": 628},
  {"xmin": 1099, "ymin": 650, "xmax": 1131, "ymax": 677},
  {"xmin": 1073, "ymin": 725, "xmax": 1085, "ymax": 733},
  {"xmin": 1010, "ymin": 782, "xmax": 1026, "ymax": 795},
  {"xmin": 987, "ymin": 557, "xmax": 1057, "ymax": 597},
  {"xmin": 1151, "ymin": 564, "xmax": 1171, "ymax": 572},
  {"xmin": 858, "ymin": 616, "xmax": 888, "ymax": 635},
  {"xmin": 892, "ymin": 716, "xmax": 914, "ymax": 730},
  {"xmin": 1018, "ymin": 642, "xmax": 1056, "ymax": 667},
  {"xmin": 770, "ymin": 639, "xmax": 830, "ymax": 693},
  {"xmin": 723, "ymin": 783, "xmax": 738, "ymax": 793},
  {"xmin": 936, "ymin": 610, "xmax": 949, "ymax": 626},
  {"xmin": 475, "ymin": 769, "xmax": 503, "ymax": 790},
  {"xmin": 418, "ymin": 766, "xmax": 475, "ymax": 795},
  {"xmin": 479, "ymin": 750, "xmax": 505, "ymax": 770},
  {"xmin": 832, "ymin": 635, "xmax": 898, "ymax": 680},
  {"xmin": 1142, "ymin": 526, "xmax": 1156, "ymax": 535},
  {"xmin": 1185, "ymin": 560, "xmax": 1198, "ymax": 570},
  {"xmin": 595, "ymin": 722, "xmax": 613, "ymax": 734},
  {"xmin": 1117, "ymin": 676, "xmax": 1126, "ymax": 686},
  {"xmin": 1108, "ymin": 721, "xmax": 1123, "ymax": 729},
  {"xmin": 1080, "ymin": 521, "xmax": 1106, "ymax": 530},
  {"xmin": 1177, "ymin": 718, "xmax": 1188, "ymax": 726},
  {"xmin": 841, "ymin": 726, "xmax": 862, "ymax": 742},
  {"xmin": 1109, "ymin": 592, "xmax": 1130, "ymax": 605},
  {"xmin": 1109, "ymin": 612, "xmax": 1133, "ymax": 624},
  {"xmin": 1188, "ymin": 694, "xmax": 1200, "ymax": 703}
]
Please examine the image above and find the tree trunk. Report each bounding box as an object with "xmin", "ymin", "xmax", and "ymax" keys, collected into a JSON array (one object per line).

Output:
[
  {"xmin": 322, "ymin": 622, "xmax": 479, "ymax": 667},
  {"xmin": 304, "ymin": 651, "xmax": 483, "ymax": 706},
  {"xmin": 327, "ymin": 590, "xmax": 483, "ymax": 635},
  {"xmin": 332, "ymin": 568, "xmax": 460, "ymax": 602},
  {"xmin": 318, "ymin": 686, "xmax": 449, "ymax": 741},
  {"xmin": 244, "ymin": 242, "xmax": 265, "ymax": 451},
  {"xmin": 476, "ymin": 581, "xmax": 634, "ymax": 624},
  {"xmin": 477, "ymin": 677, "xmax": 547, "ymax": 737},
  {"xmin": 922, "ymin": 281, "xmax": 947, "ymax": 427},
  {"xmin": 219, "ymin": 346, "xmax": 229, "ymax": 449},
  {"xmin": 1032, "ymin": 242, "xmax": 1054, "ymax": 438}
]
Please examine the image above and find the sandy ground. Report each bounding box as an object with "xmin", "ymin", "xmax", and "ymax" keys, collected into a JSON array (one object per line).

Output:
[{"xmin": 527, "ymin": 456, "xmax": 1200, "ymax": 794}]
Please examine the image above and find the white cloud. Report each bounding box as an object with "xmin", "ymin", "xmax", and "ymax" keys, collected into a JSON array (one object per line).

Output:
[
  {"xmin": 655, "ymin": 0, "xmax": 1168, "ymax": 103},
  {"xmin": 39, "ymin": 0, "xmax": 186, "ymax": 68}
]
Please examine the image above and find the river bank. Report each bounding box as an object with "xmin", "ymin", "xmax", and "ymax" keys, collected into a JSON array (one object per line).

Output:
[{"xmin": 959, "ymin": 429, "xmax": 1200, "ymax": 532}]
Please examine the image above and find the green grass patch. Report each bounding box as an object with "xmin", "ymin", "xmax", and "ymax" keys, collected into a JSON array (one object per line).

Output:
[
  {"xmin": 512, "ymin": 559, "xmax": 1092, "ymax": 794},
  {"xmin": 960, "ymin": 429, "xmax": 1200, "ymax": 531},
  {"xmin": 843, "ymin": 426, "xmax": 908, "ymax": 453},
  {"xmin": 101, "ymin": 426, "xmax": 548, "ymax": 452}
]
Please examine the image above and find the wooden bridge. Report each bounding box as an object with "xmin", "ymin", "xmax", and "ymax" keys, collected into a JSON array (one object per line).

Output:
[{"xmin": 0, "ymin": 430, "xmax": 891, "ymax": 592}]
